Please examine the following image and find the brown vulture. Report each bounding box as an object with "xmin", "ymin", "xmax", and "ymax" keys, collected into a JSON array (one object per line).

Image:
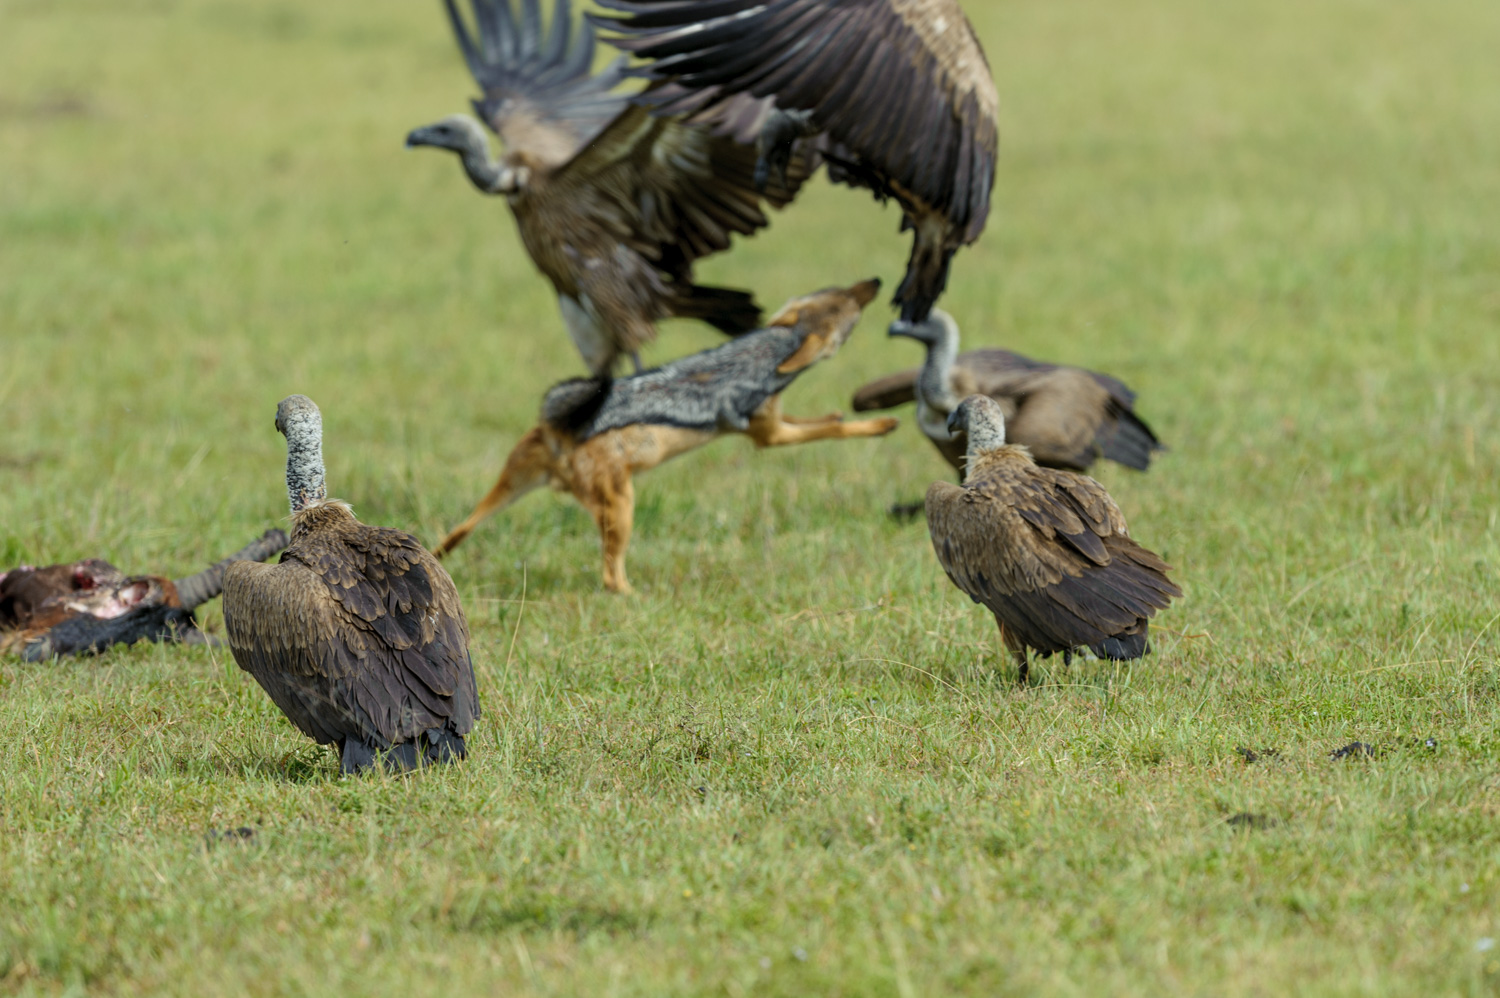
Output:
[
  {"xmin": 853, "ymin": 309, "xmax": 1164, "ymax": 475},
  {"xmin": 925, "ymin": 395, "xmax": 1180, "ymax": 683},
  {"xmin": 406, "ymin": 0, "xmax": 812, "ymax": 375},
  {"xmin": 222, "ymin": 396, "xmax": 481, "ymax": 775},
  {"xmin": 590, "ymin": 0, "xmax": 1000, "ymax": 324}
]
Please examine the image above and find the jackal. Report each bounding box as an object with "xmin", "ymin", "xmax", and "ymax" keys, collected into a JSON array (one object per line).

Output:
[{"xmin": 434, "ymin": 279, "xmax": 898, "ymax": 592}]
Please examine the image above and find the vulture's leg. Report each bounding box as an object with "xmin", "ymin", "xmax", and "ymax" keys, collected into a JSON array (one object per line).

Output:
[
  {"xmin": 423, "ymin": 727, "xmax": 467, "ymax": 765},
  {"xmin": 340, "ymin": 739, "xmax": 379, "ymax": 775},
  {"xmin": 755, "ymin": 108, "xmax": 817, "ymax": 191},
  {"xmin": 630, "ymin": 351, "xmax": 644, "ymax": 374},
  {"xmin": 434, "ymin": 427, "xmax": 554, "ymax": 557},
  {"xmin": 382, "ymin": 743, "xmax": 421, "ymax": 774},
  {"xmin": 1016, "ymin": 654, "xmax": 1030, "ymax": 686}
]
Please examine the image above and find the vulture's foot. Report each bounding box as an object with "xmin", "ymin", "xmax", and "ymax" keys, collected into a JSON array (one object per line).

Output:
[
  {"xmin": 340, "ymin": 738, "xmax": 419, "ymax": 775},
  {"xmin": 887, "ymin": 500, "xmax": 926, "ymax": 522},
  {"xmin": 755, "ymin": 108, "xmax": 816, "ymax": 191}
]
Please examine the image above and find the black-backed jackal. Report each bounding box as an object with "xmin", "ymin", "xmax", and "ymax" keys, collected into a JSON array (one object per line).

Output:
[{"xmin": 434, "ymin": 279, "xmax": 898, "ymax": 592}]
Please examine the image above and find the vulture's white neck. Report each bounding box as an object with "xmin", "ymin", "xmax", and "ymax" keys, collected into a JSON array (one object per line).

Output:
[
  {"xmin": 915, "ymin": 310, "xmax": 963, "ymax": 417},
  {"xmin": 282, "ymin": 410, "xmax": 327, "ymax": 514}
]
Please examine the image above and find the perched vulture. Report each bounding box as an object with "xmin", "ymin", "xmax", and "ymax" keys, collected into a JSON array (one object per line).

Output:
[
  {"xmin": 406, "ymin": 0, "xmax": 813, "ymax": 375},
  {"xmin": 591, "ymin": 0, "xmax": 1000, "ymax": 323},
  {"xmin": 925, "ymin": 395, "xmax": 1179, "ymax": 682},
  {"xmin": 222, "ymin": 396, "xmax": 481, "ymax": 775},
  {"xmin": 1, "ymin": 532, "xmax": 288, "ymax": 662},
  {"xmin": 854, "ymin": 309, "xmax": 1164, "ymax": 475}
]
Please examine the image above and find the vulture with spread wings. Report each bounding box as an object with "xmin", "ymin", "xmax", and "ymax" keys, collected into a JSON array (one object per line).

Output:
[
  {"xmin": 926, "ymin": 395, "xmax": 1179, "ymax": 683},
  {"xmin": 407, "ymin": 0, "xmax": 812, "ymax": 375},
  {"xmin": 591, "ymin": 0, "xmax": 1000, "ymax": 324},
  {"xmin": 853, "ymin": 309, "xmax": 1164, "ymax": 474}
]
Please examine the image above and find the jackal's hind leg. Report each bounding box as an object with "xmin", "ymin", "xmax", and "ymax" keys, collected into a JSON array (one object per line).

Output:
[{"xmin": 434, "ymin": 427, "xmax": 553, "ymax": 557}]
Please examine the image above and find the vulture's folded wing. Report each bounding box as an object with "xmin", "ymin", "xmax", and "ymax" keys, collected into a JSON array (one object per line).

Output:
[
  {"xmin": 851, "ymin": 367, "xmax": 921, "ymax": 412},
  {"xmin": 549, "ymin": 100, "xmax": 813, "ymax": 269},
  {"xmin": 925, "ymin": 470, "xmax": 1176, "ymax": 655},
  {"xmin": 593, "ymin": 0, "xmax": 998, "ymax": 239},
  {"xmin": 445, "ymin": 0, "xmax": 629, "ymax": 171},
  {"xmin": 223, "ymin": 534, "xmax": 479, "ymax": 749}
]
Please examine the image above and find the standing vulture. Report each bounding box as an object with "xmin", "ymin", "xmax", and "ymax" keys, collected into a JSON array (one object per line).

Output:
[
  {"xmin": 406, "ymin": 0, "xmax": 813, "ymax": 375},
  {"xmin": 854, "ymin": 309, "xmax": 1164, "ymax": 474},
  {"xmin": 925, "ymin": 395, "xmax": 1179, "ymax": 683},
  {"xmin": 222, "ymin": 396, "xmax": 481, "ymax": 775},
  {"xmin": 590, "ymin": 0, "xmax": 1000, "ymax": 323}
]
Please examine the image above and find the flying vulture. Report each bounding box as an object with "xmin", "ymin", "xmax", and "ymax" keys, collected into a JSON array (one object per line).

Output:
[
  {"xmin": 406, "ymin": 0, "xmax": 813, "ymax": 376},
  {"xmin": 853, "ymin": 309, "xmax": 1164, "ymax": 475},
  {"xmin": 222, "ymin": 396, "xmax": 481, "ymax": 775},
  {"xmin": 591, "ymin": 0, "xmax": 1000, "ymax": 323},
  {"xmin": 925, "ymin": 395, "xmax": 1180, "ymax": 682}
]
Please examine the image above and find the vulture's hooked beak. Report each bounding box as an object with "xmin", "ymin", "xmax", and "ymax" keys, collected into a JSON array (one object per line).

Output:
[
  {"xmin": 888, "ymin": 318, "xmax": 917, "ymax": 340},
  {"xmin": 946, "ymin": 409, "xmax": 964, "ymax": 435}
]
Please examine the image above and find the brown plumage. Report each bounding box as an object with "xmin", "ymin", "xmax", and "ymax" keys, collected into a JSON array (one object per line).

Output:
[
  {"xmin": 222, "ymin": 396, "xmax": 480, "ymax": 775},
  {"xmin": 592, "ymin": 0, "xmax": 1000, "ymax": 322},
  {"xmin": 406, "ymin": 0, "xmax": 813, "ymax": 375},
  {"xmin": 855, "ymin": 310, "xmax": 1164, "ymax": 474},
  {"xmin": 925, "ymin": 395, "xmax": 1179, "ymax": 682}
]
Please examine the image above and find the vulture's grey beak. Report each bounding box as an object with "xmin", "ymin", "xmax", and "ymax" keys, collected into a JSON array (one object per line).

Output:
[
  {"xmin": 888, "ymin": 319, "xmax": 917, "ymax": 340},
  {"xmin": 946, "ymin": 409, "xmax": 963, "ymax": 435},
  {"xmin": 404, "ymin": 127, "xmax": 432, "ymax": 149}
]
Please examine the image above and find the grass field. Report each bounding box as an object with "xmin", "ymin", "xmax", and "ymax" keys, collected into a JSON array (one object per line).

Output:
[{"xmin": 4, "ymin": 0, "xmax": 1500, "ymax": 993}]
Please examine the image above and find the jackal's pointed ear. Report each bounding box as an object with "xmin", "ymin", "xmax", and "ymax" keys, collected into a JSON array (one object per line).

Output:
[
  {"xmin": 776, "ymin": 330, "xmax": 833, "ymax": 374},
  {"xmin": 766, "ymin": 305, "xmax": 801, "ymax": 328}
]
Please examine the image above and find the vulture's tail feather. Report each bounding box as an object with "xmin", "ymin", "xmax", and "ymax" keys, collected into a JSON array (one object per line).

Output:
[
  {"xmin": 1100, "ymin": 406, "xmax": 1164, "ymax": 472},
  {"xmin": 541, "ymin": 376, "xmax": 613, "ymax": 433},
  {"xmin": 670, "ymin": 284, "xmax": 762, "ymax": 336}
]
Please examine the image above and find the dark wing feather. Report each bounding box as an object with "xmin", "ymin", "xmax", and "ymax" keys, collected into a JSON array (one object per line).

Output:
[
  {"xmin": 548, "ymin": 98, "xmax": 814, "ymax": 270},
  {"xmin": 223, "ymin": 526, "xmax": 479, "ymax": 753},
  {"xmin": 851, "ymin": 367, "xmax": 921, "ymax": 412},
  {"xmin": 446, "ymin": 0, "xmax": 630, "ymax": 170},
  {"xmin": 592, "ymin": 0, "xmax": 999, "ymax": 239},
  {"xmin": 925, "ymin": 458, "xmax": 1178, "ymax": 659}
]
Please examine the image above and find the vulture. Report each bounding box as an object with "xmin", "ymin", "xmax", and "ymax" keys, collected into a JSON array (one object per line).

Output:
[
  {"xmin": 591, "ymin": 0, "xmax": 1000, "ymax": 323},
  {"xmin": 406, "ymin": 0, "xmax": 813, "ymax": 375},
  {"xmin": 925, "ymin": 395, "xmax": 1180, "ymax": 683},
  {"xmin": 222, "ymin": 396, "xmax": 480, "ymax": 775},
  {"xmin": 854, "ymin": 309, "xmax": 1164, "ymax": 475},
  {"xmin": 2, "ymin": 531, "xmax": 289, "ymax": 661}
]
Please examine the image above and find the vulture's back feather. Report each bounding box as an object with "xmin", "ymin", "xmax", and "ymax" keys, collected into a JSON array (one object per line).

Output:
[
  {"xmin": 223, "ymin": 502, "xmax": 480, "ymax": 767},
  {"xmin": 925, "ymin": 447, "xmax": 1179, "ymax": 661}
]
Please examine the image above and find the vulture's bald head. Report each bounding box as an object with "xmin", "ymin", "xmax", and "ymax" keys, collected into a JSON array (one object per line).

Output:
[
  {"xmin": 947, "ymin": 394, "xmax": 1007, "ymax": 452},
  {"xmin": 276, "ymin": 395, "xmax": 327, "ymax": 513}
]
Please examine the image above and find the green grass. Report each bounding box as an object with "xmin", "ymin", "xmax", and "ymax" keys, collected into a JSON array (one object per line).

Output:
[{"xmin": 4, "ymin": 0, "xmax": 1500, "ymax": 993}]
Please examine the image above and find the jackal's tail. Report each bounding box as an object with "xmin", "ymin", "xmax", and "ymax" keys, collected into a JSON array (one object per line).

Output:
[{"xmin": 669, "ymin": 284, "xmax": 762, "ymax": 336}]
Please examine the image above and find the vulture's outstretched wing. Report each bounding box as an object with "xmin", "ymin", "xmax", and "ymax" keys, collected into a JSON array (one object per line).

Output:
[
  {"xmin": 925, "ymin": 465, "xmax": 1178, "ymax": 658},
  {"xmin": 445, "ymin": 0, "xmax": 630, "ymax": 170},
  {"xmin": 852, "ymin": 367, "xmax": 921, "ymax": 412},
  {"xmin": 223, "ymin": 528, "xmax": 479, "ymax": 755},
  {"xmin": 591, "ymin": 0, "xmax": 999, "ymax": 240},
  {"xmin": 547, "ymin": 98, "xmax": 814, "ymax": 271}
]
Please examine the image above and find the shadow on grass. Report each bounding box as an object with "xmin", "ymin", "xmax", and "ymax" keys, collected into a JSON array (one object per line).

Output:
[
  {"xmin": 171, "ymin": 747, "xmax": 337, "ymax": 785},
  {"xmin": 446, "ymin": 890, "xmax": 651, "ymax": 938}
]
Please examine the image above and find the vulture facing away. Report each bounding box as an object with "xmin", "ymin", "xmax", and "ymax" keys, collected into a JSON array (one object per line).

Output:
[
  {"xmin": 406, "ymin": 0, "xmax": 812, "ymax": 375},
  {"xmin": 855, "ymin": 309, "xmax": 1164, "ymax": 475},
  {"xmin": 222, "ymin": 396, "xmax": 481, "ymax": 775},
  {"xmin": 926, "ymin": 395, "xmax": 1179, "ymax": 683},
  {"xmin": 591, "ymin": 0, "xmax": 1000, "ymax": 323}
]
